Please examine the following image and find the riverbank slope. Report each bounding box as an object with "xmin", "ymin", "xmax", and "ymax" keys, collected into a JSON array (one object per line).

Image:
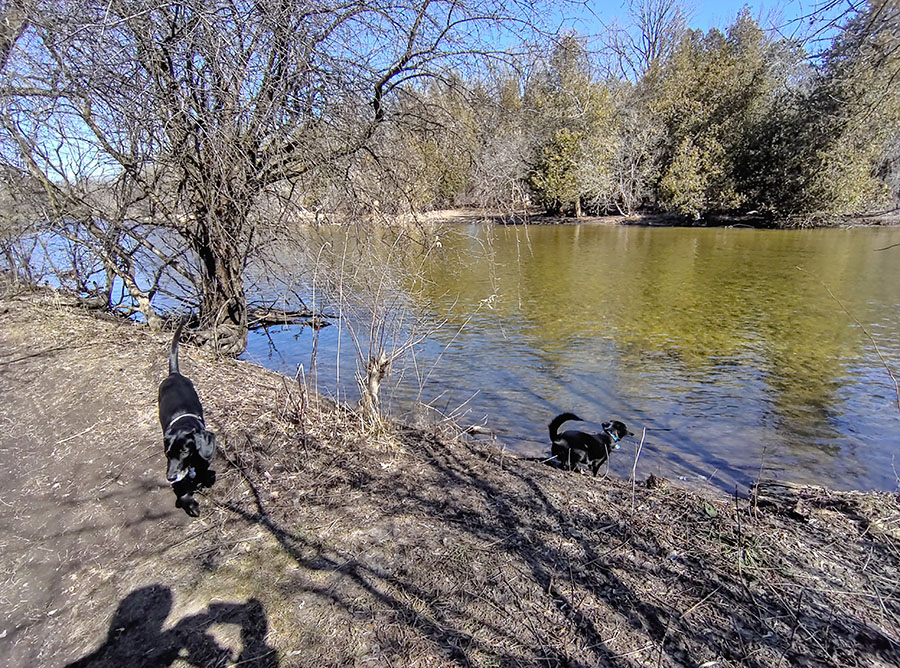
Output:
[{"xmin": 1, "ymin": 288, "xmax": 898, "ymax": 667}]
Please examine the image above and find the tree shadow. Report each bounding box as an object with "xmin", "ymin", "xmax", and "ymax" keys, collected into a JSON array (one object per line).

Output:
[
  {"xmin": 217, "ymin": 428, "xmax": 900, "ymax": 667},
  {"xmin": 219, "ymin": 435, "xmax": 664, "ymax": 666},
  {"xmin": 66, "ymin": 584, "xmax": 278, "ymax": 668}
]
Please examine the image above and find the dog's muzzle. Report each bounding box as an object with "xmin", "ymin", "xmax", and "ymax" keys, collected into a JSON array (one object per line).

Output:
[{"xmin": 168, "ymin": 466, "xmax": 196, "ymax": 484}]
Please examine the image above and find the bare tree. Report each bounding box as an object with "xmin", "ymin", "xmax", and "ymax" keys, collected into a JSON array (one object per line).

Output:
[
  {"xmin": 600, "ymin": 0, "xmax": 687, "ymax": 80},
  {"xmin": 0, "ymin": 0, "xmax": 548, "ymax": 353},
  {"xmin": 0, "ymin": 0, "xmax": 27, "ymax": 71}
]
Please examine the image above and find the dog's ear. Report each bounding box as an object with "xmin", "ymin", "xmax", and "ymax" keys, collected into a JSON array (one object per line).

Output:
[
  {"xmin": 163, "ymin": 431, "xmax": 178, "ymax": 455},
  {"xmin": 601, "ymin": 421, "xmax": 612, "ymax": 431},
  {"xmin": 197, "ymin": 430, "xmax": 216, "ymax": 461}
]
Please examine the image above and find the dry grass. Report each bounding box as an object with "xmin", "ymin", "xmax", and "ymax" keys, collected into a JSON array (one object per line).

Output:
[{"xmin": 1, "ymin": 285, "xmax": 899, "ymax": 667}]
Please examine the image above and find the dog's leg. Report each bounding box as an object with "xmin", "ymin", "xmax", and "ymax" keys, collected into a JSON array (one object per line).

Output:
[
  {"xmin": 176, "ymin": 493, "xmax": 200, "ymax": 518},
  {"xmin": 194, "ymin": 460, "xmax": 216, "ymax": 489},
  {"xmin": 172, "ymin": 479, "xmax": 201, "ymax": 517}
]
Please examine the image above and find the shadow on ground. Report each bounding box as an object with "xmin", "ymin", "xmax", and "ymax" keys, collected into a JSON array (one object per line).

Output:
[
  {"xmin": 214, "ymin": 422, "xmax": 900, "ymax": 667},
  {"xmin": 66, "ymin": 585, "xmax": 278, "ymax": 668}
]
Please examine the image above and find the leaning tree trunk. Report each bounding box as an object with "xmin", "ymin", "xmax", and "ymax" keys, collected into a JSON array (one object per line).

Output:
[{"xmin": 190, "ymin": 213, "xmax": 250, "ymax": 356}]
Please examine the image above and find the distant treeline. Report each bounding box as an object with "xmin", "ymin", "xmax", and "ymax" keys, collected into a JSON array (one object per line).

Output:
[
  {"xmin": 332, "ymin": 4, "xmax": 900, "ymax": 225},
  {"xmin": 2, "ymin": 1, "xmax": 898, "ymax": 354}
]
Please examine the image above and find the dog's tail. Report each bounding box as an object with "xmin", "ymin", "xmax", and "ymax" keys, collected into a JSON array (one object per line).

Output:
[
  {"xmin": 548, "ymin": 412, "xmax": 583, "ymax": 441},
  {"xmin": 169, "ymin": 322, "xmax": 184, "ymax": 375}
]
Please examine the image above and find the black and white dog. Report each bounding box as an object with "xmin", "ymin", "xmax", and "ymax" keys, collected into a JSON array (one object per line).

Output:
[
  {"xmin": 158, "ymin": 323, "xmax": 216, "ymax": 517},
  {"xmin": 548, "ymin": 412, "xmax": 632, "ymax": 475}
]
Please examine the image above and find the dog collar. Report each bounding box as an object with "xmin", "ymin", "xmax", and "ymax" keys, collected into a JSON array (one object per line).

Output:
[
  {"xmin": 167, "ymin": 413, "xmax": 204, "ymax": 430},
  {"xmin": 169, "ymin": 466, "xmax": 197, "ymax": 485}
]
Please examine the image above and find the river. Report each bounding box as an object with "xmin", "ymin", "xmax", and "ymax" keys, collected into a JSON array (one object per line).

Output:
[{"xmin": 243, "ymin": 222, "xmax": 900, "ymax": 494}]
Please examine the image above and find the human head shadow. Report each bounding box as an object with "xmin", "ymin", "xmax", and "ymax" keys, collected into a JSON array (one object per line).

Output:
[{"xmin": 66, "ymin": 584, "xmax": 278, "ymax": 668}]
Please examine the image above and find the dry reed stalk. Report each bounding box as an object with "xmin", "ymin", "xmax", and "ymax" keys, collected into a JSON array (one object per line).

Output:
[{"xmin": 631, "ymin": 426, "xmax": 647, "ymax": 515}]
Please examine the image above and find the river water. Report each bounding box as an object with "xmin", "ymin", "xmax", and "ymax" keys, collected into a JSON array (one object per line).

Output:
[{"xmin": 243, "ymin": 223, "xmax": 900, "ymax": 494}]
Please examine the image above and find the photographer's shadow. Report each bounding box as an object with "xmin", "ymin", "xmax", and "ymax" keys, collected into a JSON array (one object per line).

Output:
[{"xmin": 67, "ymin": 584, "xmax": 278, "ymax": 668}]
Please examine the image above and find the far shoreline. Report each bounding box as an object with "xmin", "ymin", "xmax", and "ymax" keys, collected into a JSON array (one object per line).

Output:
[{"xmin": 413, "ymin": 206, "xmax": 900, "ymax": 229}]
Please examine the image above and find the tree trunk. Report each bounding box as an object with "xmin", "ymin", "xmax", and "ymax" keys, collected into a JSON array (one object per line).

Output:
[
  {"xmin": 360, "ymin": 350, "xmax": 390, "ymax": 424},
  {"xmin": 546, "ymin": 199, "xmax": 562, "ymax": 216},
  {"xmin": 190, "ymin": 209, "xmax": 250, "ymax": 355},
  {"xmin": 2, "ymin": 246, "xmax": 19, "ymax": 283},
  {"xmin": 196, "ymin": 256, "xmax": 248, "ymax": 355},
  {"xmin": 0, "ymin": 0, "xmax": 27, "ymax": 72}
]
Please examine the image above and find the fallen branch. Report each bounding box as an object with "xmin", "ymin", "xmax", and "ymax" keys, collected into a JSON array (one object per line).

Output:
[{"xmin": 246, "ymin": 307, "xmax": 333, "ymax": 330}]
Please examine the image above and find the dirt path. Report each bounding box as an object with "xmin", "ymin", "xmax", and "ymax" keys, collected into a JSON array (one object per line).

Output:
[
  {"xmin": 1, "ymin": 288, "xmax": 899, "ymax": 667},
  {"xmin": 0, "ymin": 293, "xmax": 281, "ymax": 667}
]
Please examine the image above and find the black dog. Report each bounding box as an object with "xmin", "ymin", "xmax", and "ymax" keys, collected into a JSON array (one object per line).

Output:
[
  {"xmin": 158, "ymin": 323, "xmax": 216, "ymax": 517},
  {"xmin": 548, "ymin": 412, "xmax": 632, "ymax": 475}
]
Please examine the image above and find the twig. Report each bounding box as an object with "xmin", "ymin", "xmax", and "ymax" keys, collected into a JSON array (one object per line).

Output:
[
  {"xmin": 0, "ymin": 341, "xmax": 103, "ymax": 365},
  {"xmin": 656, "ymin": 614, "xmax": 674, "ymax": 667},
  {"xmin": 233, "ymin": 650, "xmax": 278, "ymax": 666},
  {"xmin": 734, "ymin": 488, "xmax": 763, "ymax": 617},
  {"xmin": 752, "ymin": 440, "xmax": 769, "ymax": 518},
  {"xmin": 54, "ymin": 420, "xmax": 102, "ymax": 445},
  {"xmin": 864, "ymin": 576, "xmax": 900, "ymax": 643},
  {"xmin": 161, "ymin": 524, "xmax": 218, "ymax": 552},
  {"xmin": 655, "ymin": 585, "xmax": 723, "ymax": 668},
  {"xmin": 614, "ymin": 642, "xmax": 656, "ymax": 659},
  {"xmin": 778, "ymin": 588, "xmax": 804, "ymax": 667},
  {"xmin": 681, "ymin": 586, "xmax": 724, "ymax": 618},
  {"xmin": 631, "ymin": 427, "xmax": 647, "ymax": 515}
]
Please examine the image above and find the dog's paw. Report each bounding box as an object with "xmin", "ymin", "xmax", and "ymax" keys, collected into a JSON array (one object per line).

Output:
[{"xmin": 176, "ymin": 496, "xmax": 201, "ymax": 518}]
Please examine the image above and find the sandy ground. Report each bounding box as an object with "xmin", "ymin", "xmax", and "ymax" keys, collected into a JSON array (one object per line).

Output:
[{"xmin": 1, "ymin": 287, "xmax": 899, "ymax": 667}]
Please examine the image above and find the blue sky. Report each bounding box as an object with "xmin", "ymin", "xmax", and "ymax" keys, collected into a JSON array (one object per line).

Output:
[{"xmin": 555, "ymin": 0, "xmax": 853, "ymax": 44}]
